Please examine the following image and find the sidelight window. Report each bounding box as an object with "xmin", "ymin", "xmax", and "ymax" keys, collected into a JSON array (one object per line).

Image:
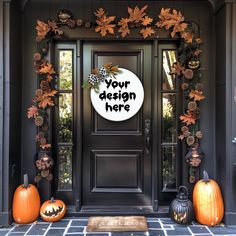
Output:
[
  {"xmin": 161, "ymin": 50, "xmax": 178, "ymax": 192},
  {"xmin": 54, "ymin": 46, "xmax": 75, "ymax": 191}
]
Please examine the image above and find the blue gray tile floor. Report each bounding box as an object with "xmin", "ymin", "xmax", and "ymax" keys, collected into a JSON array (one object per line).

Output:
[{"xmin": 0, "ymin": 218, "xmax": 236, "ymax": 236}]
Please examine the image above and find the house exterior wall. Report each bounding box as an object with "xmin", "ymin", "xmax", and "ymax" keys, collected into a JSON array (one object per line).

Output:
[{"xmin": 0, "ymin": 0, "xmax": 235, "ymax": 226}]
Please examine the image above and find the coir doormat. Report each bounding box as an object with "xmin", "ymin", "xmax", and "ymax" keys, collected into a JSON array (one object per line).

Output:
[{"xmin": 86, "ymin": 216, "xmax": 148, "ymax": 232}]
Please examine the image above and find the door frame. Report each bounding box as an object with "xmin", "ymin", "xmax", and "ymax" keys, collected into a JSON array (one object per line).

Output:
[{"xmin": 52, "ymin": 38, "xmax": 181, "ymax": 215}]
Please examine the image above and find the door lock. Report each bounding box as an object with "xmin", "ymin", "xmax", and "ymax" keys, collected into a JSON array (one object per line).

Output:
[{"xmin": 145, "ymin": 119, "xmax": 151, "ymax": 154}]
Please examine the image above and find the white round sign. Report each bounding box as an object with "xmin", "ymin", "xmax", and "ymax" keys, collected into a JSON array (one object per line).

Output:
[{"xmin": 90, "ymin": 68, "xmax": 144, "ymax": 121}]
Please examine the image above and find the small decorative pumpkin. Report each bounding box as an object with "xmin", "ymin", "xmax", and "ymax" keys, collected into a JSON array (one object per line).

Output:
[
  {"xmin": 40, "ymin": 197, "xmax": 66, "ymax": 222},
  {"xmin": 193, "ymin": 170, "xmax": 224, "ymax": 226},
  {"xmin": 169, "ymin": 186, "xmax": 194, "ymax": 224},
  {"xmin": 188, "ymin": 59, "xmax": 200, "ymax": 69},
  {"xmin": 13, "ymin": 174, "xmax": 40, "ymax": 224},
  {"xmin": 58, "ymin": 10, "xmax": 73, "ymax": 24}
]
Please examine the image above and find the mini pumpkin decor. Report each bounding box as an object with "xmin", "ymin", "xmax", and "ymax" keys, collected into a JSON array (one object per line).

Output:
[
  {"xmin": 12, "ymin": 174, "xmax": 40, "ymax": 224},
  {"xmin": 28, "ymin": 5, "xmax": 204, "ymax": 184},
  {"xmin": 40, "ymin": 197, "xmax": 66, "ymax": 222},
  {"xmin": 193, "ymin": 171, "xmax": 224, "ymax": 226},
  {"xmin": 169, "ymin": 186, "xmax": 194, "ymax": 225}
]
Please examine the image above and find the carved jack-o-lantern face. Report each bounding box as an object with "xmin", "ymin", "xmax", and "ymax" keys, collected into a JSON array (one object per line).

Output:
[
  {"xmin": 188, "ymin": 60, "xmax": 200, "ymax": 69},
  {"xmin": 40, "ymin": 197, "xmax": 66, "ymax": 222}
]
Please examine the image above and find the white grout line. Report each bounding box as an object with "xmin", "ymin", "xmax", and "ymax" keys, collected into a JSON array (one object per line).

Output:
[
  {"xmin": 42, "ymin": 222, "xmax": 52, "ymax": 236},
  {"xmin": 205, "ymin": 227, "xmax": 214, "ymax": 236},
  {"xmin": 63, "ymin": 220, "xmax": 73, "ymax": 236},
  {"xmin": 188, "ymin": 226, "xmax": 196, "ymax": 236},
  {"xmin": 159, "ymin": 219, "xmax": 168, "ymax": 236}
]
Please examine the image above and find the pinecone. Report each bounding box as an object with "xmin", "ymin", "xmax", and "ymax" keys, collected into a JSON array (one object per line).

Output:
[
  {"xmin": 34, "ymin": 53, "xmax": 42, "ymax": 62},
  {"xmin": 77, "ymin": 19, "xmax": 83, "ymax": 27},
  {"xmin": 35, "ymin": 89, "xmax": 43, "ymax": 97},
  {"xmin": 196, "ymin": 131, "xmax": 203, "ymax": 139},
  {"xmin": 88, "ymin": 74, "xmax": 99, "ymax": 85},
  {"xmin": 188, "ymin": 101, "xmax": 197, "ymax": 111},
  {"xmin": 181, "ymin": 83, "xmax": 189, "ymax": 90},
  {"xmin": 186, "ymin": 136, "xmax": 195, "ymax": 146},
  {"xmin": 35, "ymin": 116, "xmax": 44, "ymax": 127},
  {"xmin": 99, "ymin": 67, "xmax": 108, "ymax": 81},
  {"xmin": 181, "ymin": 126, "xmax": 189, "ymax": 132}
]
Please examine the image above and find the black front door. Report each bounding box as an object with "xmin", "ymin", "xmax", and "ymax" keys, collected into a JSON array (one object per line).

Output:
[{"xmin": 82, "ymin": 42, "xmax": 153, "ymax": 212}]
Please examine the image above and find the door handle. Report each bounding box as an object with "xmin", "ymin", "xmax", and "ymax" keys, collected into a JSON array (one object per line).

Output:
[{"xmin": 145, "ymin": 119, "xmax": 151, "ymax": 154}]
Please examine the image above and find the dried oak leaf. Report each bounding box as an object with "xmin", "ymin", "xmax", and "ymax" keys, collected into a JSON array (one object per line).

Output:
[
  {"xmin": 156, "ymin": 8, "xmax": 188, "ymax": 38},
  {"xmin": 118, "ymin": 18, "xmax": 130, "ymax": 38},
  {"xmin": 118, "ymin": 18, "xmax": 130, "ymax": 28},
  {"xmin": 38, "ymin": 63, "xmax": 55, "ymax": 75},
  {"xmin": 128, "ymin": 5, "xmax": 148, "ymax": 23},
  {"xmin": 141, "ymin": 16, "xmax": 153, "ymax": 26},
  {"xmin": 38, "ymin": 97, "xmax": 55, "ymax": 109},
  {"xmin": 189, "ymin": 90, "xmax": 205, "ymax": 102},
  {"xmin": 94, "ymin": 8, "xmax": 105, "ymax": 18},
  {"xmin": 170, "ymin": 62, "xmax": 185, "ymax": 76},
  {"xmin": 94, "ymin": 8, "xmax": 116, "ymax": 37},
  {"xmin": 181, "ymin": 31, "xmax": 194, "ymax": 43},
  {"xmin": 36, "ymin": 20, "xmax": 50, "ymax": 41},
  {"xmin": 140, "ymin": 27, "xmax": 155, "ymax": 38},
  {"xmin": 40, "ymin": 143, "xmax": 51, "ymax": 150},
  {"xmin": 48, "ymin": 20, "xmax": 63, "ymax": 36},
  {"xmin": 27, "ymin": 106, "xmax": 39, "ymax": 118},
  {"xmin": 179, "ymin": 111, "xmax": 196, "ymax": 126},
  {"xmin": 43, "ymin": 90, "xmax": 58, "ymax": 98},
  {"xmin": 118, "ymin": 27, "xmax": 130, "ymax": 38}
]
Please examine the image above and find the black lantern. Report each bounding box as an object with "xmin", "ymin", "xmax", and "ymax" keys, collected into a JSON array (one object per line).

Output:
[{"xmin": 169, "ymin": 186, "xmax": 194, "ymax": 225}]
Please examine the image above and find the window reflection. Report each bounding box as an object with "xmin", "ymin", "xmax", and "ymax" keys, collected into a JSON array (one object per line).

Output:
[
  {"xmin": 162, "ymin": 50, "xmax": 177, "ymax": 90},
  {"xmin": 57, "ymin": 48, "xmax": 74, "ymax": 191},
  {"xmin": 162, "ymin": 93, "xmax": 176, "ymax": 143},
  {"xmin": 162, "ymin": 146, "xmax": 177, "ymax": 191},
  {"xmin": 58, "ymin": 146, "xmax": 72, "ymax": 190},
  {"xmin": 59, "ymin": 50, "xmax": 73, "ymax": 90}
]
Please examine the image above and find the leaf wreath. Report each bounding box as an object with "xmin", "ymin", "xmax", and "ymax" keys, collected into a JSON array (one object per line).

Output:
[{"xmin": 94, "ymin": 8, "xmax": 116, "ymax": 37}]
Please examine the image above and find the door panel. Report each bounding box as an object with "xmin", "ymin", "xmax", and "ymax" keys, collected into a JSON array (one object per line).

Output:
[{"xmin": 82, "ymin": 42, "xmax": 152, "ymax": 209}]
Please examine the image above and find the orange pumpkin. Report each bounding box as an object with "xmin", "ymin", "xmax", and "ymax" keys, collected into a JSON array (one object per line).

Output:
[
  {"xmin": 40, "ymin": 197, "xmax": 66, "ymax": 222},
  {"xmin": 193, "ymin": 170, "xmax": 224, "ymax": 226},
  {"xmin": 13, "ymin": 174, "xmax": 40, "ymax": 224}
]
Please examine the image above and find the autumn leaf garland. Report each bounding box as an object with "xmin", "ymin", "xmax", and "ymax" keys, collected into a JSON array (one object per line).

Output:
[{"xmin": 28, "ymin": 6, "xmax": 205, "ymax": 182}]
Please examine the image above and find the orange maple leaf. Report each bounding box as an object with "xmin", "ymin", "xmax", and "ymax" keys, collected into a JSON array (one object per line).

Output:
[
  {"xmin": 128, "ymin": 5, "xmax": 148, "ymax": 23},
  {"xmin": 156, "ymin": 8, "xmax": 188, "ymax": 38},
  {"xmin": 140, "ymin": 27, "xmax": 155, "ymax": 38},
  {"xmin": 118, "ymin": 18, "xmax": 130, "ymax": 28},
  {"xmin": 48, "ymin": 20, "xmax": 63, "ymax": 36},
  {"xmin": 43, "ymin": 90, "xmax": 58, "ymax": 98},
  {"xmin": 38, "ymin": 63, "xmax": 55, "ymax": 75},
  {"xmin": 40, "ymin": 143, "xmax": 51, "ymax": 150},
  {"xmin": 179, "ymin": 112, "xmax": 196, "ymax": 126},
  {"xmin": 170, "ymin": 62, "xmax": 185, "ymax": 76},
  {"xmin": 27, "ymin": 106, "xmax": 39, "ymax": 118},
  {"xmin": 181, "ymin": 31, "xmax": 194, "ymax": 43},
  {"xmin": 36, "ymin": 20, "xmax": 50, "ymax": 41},
  {"xmin": 94, "ymin": 8, "xmax": 105, "ymax": 18},
  {"xmin": 118, "ymin": 27, "xmax": 130, "ymax": 38},
  {"xmin": 95, "ymin": 16, "xmax": 116, "ymax": 37},
  {"xmin": 141, "ymin": 16, "xmax": 153, "ymax": 26},
  {"xmin": 189, "ymin": 90, "xmax": 205, "ymax": 102},
  {"xmin": 38, "ymin": 97, "xmax": 55, "ymax": 109}
]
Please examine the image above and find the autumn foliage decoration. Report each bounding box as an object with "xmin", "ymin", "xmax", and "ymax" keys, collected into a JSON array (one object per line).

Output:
[
  {"xmin": 27, "ymin": 20, "xmax": 64, "ymax": 182},
  {"xmin": 28, "ymin": 7, "xmax": 204, "ymax": 183},
  {"xmin": 156, "ymin": 9, "xmax": 205, "ymax": 183}
]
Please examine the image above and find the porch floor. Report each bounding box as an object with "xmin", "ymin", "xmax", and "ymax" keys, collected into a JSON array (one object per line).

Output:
[{"xmin": 0, "ymin": 218, "xmax": 236, "ymax": 236}]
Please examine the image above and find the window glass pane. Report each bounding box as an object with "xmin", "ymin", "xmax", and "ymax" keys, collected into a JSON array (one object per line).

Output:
[
  {"xmin": 58, "ymin": 146, "xmax": 72, "ymax": 190},
  {"xmin": 162, "ymin": 146, "xmax": 177, "ymax": 191},
  {"xmin": 59, "ymin": 50, "xmax": 73, "ymax": 90},
  {"xmin": 162, "ymin": 50, "xmax": 177, "ymax": 90},
  {"xmin": 59, "ymin": 93, "xmax": 73, "ymax": 143},
  {"xmin": 162, "ymin": 93, "xmax": 177, "ymax": 143}
]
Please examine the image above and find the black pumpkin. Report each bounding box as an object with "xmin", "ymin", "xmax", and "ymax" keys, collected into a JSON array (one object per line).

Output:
[{"xmin": 169, "ymin": 186, "xmax": 194, "ymax": 224}]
